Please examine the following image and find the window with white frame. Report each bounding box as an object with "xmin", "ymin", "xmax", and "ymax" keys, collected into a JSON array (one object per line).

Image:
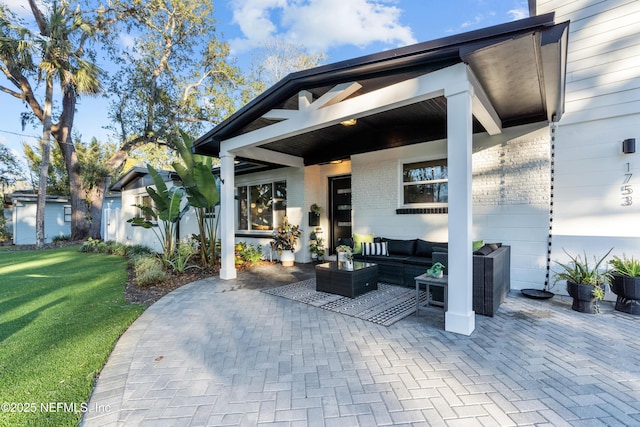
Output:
[
  {"xmin": 237, "ymin": 181, "xmax": 286, "ymax": 231},
  {"xmin": 135, "ymin": 194, "xmax": 155, "ymax": 221},
  {"xmin": 64, "ymin": 206, "xmax": 72, "ymax": 222},
  {"xmin": 402, "ymin": 159, "xmax": 448, "ymax": 206}
]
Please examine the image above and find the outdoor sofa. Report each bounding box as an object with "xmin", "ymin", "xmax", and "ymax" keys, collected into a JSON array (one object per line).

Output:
[{"xmin": 337, "ymin": 236, "xmax": 510, "ymax": 316}]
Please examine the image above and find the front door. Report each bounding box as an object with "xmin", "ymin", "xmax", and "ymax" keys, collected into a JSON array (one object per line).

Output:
[{"xmin": 328, "ymin": 175, "xmax": 352, "ymax": 254}]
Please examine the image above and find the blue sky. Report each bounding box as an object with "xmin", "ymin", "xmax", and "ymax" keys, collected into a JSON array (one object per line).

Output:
[{"xmin": 0, "ymin": 0, "xmax": 529, "ymax": 162}]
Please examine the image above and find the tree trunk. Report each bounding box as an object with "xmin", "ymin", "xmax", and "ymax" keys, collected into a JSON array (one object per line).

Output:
[
  {"xmin": 86, "ymin": 179, "xmax": 109, "ymax": 239},
  {"xmin": 55, "ymin": 87, "xmax": 94, "ymax": 241},
  {"xmin": 36, "ymin": 77, "xmax": 54, "ymax": 248}
]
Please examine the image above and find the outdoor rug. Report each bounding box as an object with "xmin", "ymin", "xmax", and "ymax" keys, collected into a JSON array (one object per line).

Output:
[{"xmin": 262, "ymin": 279, "xmax": 428, "ymax": 326}]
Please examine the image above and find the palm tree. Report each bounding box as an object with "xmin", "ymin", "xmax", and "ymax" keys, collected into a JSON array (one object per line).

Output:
[{"xmin": 0, "ymin": 1, "xmax": 102, "ymax": 245}]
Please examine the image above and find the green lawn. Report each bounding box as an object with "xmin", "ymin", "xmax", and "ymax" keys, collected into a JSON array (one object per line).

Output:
[{"xmin": 0, "ymin": 246, "xmax": 144, "ymax": 426}]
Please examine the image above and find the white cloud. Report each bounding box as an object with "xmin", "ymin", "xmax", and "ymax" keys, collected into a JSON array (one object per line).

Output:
[
  {"xmin": 508, "ymin": 8, "xmax": 528, "ymax": 20},
  {"xmin": 228, "ymin": 0, "xmax": 416, "ymax": 54}
]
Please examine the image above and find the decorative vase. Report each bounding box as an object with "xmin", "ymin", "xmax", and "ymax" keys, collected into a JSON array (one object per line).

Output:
[
  {"xmin": 566, "ymin": 281, "xmax": 600, "ymax": 314},
  {"xmin": 280, "ymin": 251, "xmax": 295, "ymax": 267},
  {"xmin": 610, "ymin": 273, "xmax": 640, "ymax": 315},
  {"xmin": 338, "ymin": 252, "xmax": 347, "ymax": 262}
]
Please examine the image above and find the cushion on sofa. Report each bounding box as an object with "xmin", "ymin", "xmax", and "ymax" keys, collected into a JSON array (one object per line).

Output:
[
  {"xmin": 432, "ymin": 245, "xmax": 448, "ymax": 253},
  {"xmin": 473, "ymin": 244, "xmax": 495, "ymax": 256},
  {"xmin": 404, "ymin": 256, "xmax": 433, "ymax": 267},
  {"xmin": 473, "ymin": 240, "xmax": 484, "ymax": 251},
  {"xmin": 353, "ymin": 233, "xmax": 374, "ymax": 254},
  {"xmin": 415, "ymin": 239, "xmax": 447, "ymax": 257},
  {"xmin": 383, "ymin": 238, "xmax": 416, "ymax": 256},
  {"xmin": 362, "ymin": 241, "xmax": 388, "ymax": 256}
]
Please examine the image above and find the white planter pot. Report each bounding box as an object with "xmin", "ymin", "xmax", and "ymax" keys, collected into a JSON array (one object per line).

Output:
[{"xmin": 280, "ymin": 251, "xmax": 295, "ymax": 267}]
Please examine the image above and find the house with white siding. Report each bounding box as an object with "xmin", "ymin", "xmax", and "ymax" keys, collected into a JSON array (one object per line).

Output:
[
  {"xmin": 532, "ymin": 0, "xmax": 640, "ymax": 271},
  {"xmin": 190, "ymin": 0, "xmax": 639, "ymax": 335},
  {"xmin": 109, "ymin": 167, "xmax": 211, "ymax": 253},
  {"xmin": 8, "ymin": 193, "xmax": 72, "ymax": 245}
]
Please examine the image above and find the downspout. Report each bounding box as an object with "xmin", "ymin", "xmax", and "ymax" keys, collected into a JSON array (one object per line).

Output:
[{"xmin": 544, "ymin": 120, "xmax": 557, "ymax": 291}]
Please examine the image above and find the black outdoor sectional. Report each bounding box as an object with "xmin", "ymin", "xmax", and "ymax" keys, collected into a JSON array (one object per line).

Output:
[{"xmin": 337, "ymin": 236, "xmax": 510, "ymax": 316}]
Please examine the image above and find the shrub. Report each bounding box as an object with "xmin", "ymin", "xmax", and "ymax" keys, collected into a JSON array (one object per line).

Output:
[
  {"xmin": 96, "ymin": 241, "xmax": 109, "ymax": 253},
  {"xmin": 109, "ymin": 242, "xmax": 128, "ymax": 257},
  {"xmin": 79, "ymin": 237, "xmax": 101, "ymax": 253},
  {"xmin": 126, "ymin": 244, "xmax": 156, "ymax": 258},
  {"xmin": 133, "ymin": 256, "xmax": 168, "ymax": 286},
  {"xmin": 52, "ymin": 234, "xmax": 71, "ymax": 243},
  {"xmin": 235, "ymin": 242, "xmax": 263, "ymax": 265},
  {"xmin": 167, "ymin": 240, "xmax": 198, "ymax": 273}
]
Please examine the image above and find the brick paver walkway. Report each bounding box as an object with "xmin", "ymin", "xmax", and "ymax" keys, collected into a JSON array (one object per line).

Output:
[{"xmin": 82, "ymin": 266, "xmax": 640, "ymax": 426}]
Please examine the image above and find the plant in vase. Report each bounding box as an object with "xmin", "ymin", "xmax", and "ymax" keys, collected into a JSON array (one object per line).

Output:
[
  {"xmin": 336, "ymin": 244, "xmax": 353, "ymax": 269},
  {"xmin": 309, "ymin": 231, "xmax": 325, "ymax": 262},
  {"xmin": 270, "ymin": 216, "xmax": 302, "ymax": 267},
  {"xmin": 609, "ymin": 254, "xmax": 640, "ymax": 314},
  {"xmin": 552, "ymin": 248, "xmax": 612, "ymax": 314}
]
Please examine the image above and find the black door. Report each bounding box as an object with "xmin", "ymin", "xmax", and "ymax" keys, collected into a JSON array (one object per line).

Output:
[{"xmin": 329, "ymin": 175, "xmax": 352, "ymax": 254}]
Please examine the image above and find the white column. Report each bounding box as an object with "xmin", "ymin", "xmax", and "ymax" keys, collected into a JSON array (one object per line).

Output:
[
  {"xmin": 445, "ymin": 85, "xmax": 475, "ymax": 335},
  {"xmin": 219, "ymin": 150, "xmax": 237, "ymax": 280}
]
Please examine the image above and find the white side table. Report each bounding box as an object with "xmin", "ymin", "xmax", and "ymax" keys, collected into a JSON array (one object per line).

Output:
[{"xmin": 415, "ymin": 274, "xmax": 448, "ymax": 315}]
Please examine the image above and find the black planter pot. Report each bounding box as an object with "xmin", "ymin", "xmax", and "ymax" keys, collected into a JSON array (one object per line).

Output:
[
  {"xmin": 609, "ymin": 273, "xmax": 640, "ymax": 315},
  {"xmin": 566, "ymin": 281, "xmax": 600, "ymax": 314}
]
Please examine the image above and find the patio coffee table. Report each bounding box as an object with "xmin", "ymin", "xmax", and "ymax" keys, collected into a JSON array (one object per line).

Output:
[{"xmin": 315, "ymin": 261, "xmax": 378, "ymax": 298}]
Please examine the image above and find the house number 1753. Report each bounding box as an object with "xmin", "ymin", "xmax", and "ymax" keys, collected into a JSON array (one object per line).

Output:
[{"xmin": 621, "ymin": 162, "xmax": 633, "ymax": 206}]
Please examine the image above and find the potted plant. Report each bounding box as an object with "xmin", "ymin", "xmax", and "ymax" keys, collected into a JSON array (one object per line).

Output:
[
  {"xmin": 270, "ymin": 216, "xmax": 301, "ymax": 267},
  {"xmin": 309, "ymin": 230, "xmax": 325, "ymax": 262},
  {"xmin": 309, "ymin": 204, "xmax": 321, "ymax": 226},
  {"xmin": 609, "ymin": 254, "xmax": 640, "ymax": 314},
  {"xmin": 553, "ymin": 248, "xmax": 612, "ymax": 314},
  {"xmin": 336, "ymin": 244, "xmax": 353, "ymax": 270}
]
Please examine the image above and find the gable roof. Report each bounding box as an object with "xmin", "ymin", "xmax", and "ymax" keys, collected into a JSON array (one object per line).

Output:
[{"xmin": 194, "ymin": 13, "xmax": 568, "ymax": 165}]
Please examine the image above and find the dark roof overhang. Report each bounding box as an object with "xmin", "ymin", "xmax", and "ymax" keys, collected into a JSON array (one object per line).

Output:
[{"xmin": 194, "ymin": 12, "xmax": 568, "ymax": 165}]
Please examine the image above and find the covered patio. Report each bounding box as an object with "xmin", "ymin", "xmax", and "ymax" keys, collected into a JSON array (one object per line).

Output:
[{"xmin": 194, "ymin": 13, "xmax": 568, "ymax": 335}]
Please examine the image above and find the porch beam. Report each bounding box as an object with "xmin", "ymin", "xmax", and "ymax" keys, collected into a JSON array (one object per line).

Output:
[
  {"xmin": 310, "ymin": 82, "xmax": 362, "ymax": 109},
  {"xmin": 467, "ymin": 69, "xmax": 502, "ymax": 135},
  {"xmin": 444, "ymin": 81, "xmax": 475, "ymax": 336},
  {"xmin": 234, "ymin": 147, "xmax": 304, "ymax": 168},
  {"xmin": 219, "ymin": 151, "xmax": 237, "ymax": 280},
  {"xmin": 221, "ymin": 64, "xmax": 465, "ymax": 154}
]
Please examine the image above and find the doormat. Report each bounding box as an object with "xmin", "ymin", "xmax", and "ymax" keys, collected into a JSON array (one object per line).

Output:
[{"xmin": 262, "ymin": 279, "xmax": 428, "ymax": 326}]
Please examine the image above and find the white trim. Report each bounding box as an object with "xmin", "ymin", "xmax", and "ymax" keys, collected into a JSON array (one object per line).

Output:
[{"xmin": 397, "ymin": 156, "xmax": 449, "ymax": 209}]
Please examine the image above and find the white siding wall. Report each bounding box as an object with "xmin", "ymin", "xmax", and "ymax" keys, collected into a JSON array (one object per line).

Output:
[
  {"xmin": 535, "ymin": 0, "xmax": 640, "ymax": 295},
  {"xmin": 351, "ymin": 123, "xmax": 551, "ymax": 290},
  {"xmin": 119, "ymin": 188, "xmax": 164, "ymax": 253},
  {"xmin": 12, "ymin": 201, "xmax": 71, "ymax": 245}
]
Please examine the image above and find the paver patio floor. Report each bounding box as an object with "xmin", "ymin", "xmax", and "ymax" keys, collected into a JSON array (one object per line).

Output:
[{"xmin": 82, "ymin": 264, "xmax": 640, "ymax": 426}]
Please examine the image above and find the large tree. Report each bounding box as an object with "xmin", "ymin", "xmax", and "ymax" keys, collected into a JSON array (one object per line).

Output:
[
  {"xmin": 105, "ymin": 0, "xmax": 242, "ymax": 169},
  {"xmin": 0, "ymin": 0, "xmax": 102, "ymax": 241},
  {"xmin": 243, "ymin": 37, "xmax": 326, "ymax": 102}
]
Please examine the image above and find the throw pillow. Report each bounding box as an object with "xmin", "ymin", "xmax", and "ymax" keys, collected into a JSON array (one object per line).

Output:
[
  {"xmin": 472, "ymin": 240, "xmax": 484, "ymax": 251},
  {"xmin": 352, "ymin": 233, "xmax": 374, "ymax": 255},
  {"xmin": 362, "ymin": 241, "xmax": 389, "ymax": 256},
  {"xmin": 473, "ymin": 244, "xmax": 495, "ymax": 256}
]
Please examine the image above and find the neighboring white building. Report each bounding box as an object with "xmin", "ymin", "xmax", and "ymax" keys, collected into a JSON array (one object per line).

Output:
[
  {"xmin": 109, "ymin": 167, "xmax": 209, "ymax": 253},
  {"xmin": 6, "ymin": 192, "xmax": 122, "ymax": 245},
  {"xmin": 9, "ymin": 194, "xmax": 72, "ymax": 245}
]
